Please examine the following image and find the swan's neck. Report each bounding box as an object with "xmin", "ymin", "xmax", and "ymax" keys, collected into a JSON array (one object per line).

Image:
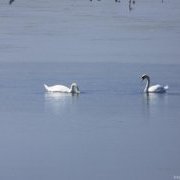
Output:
[
  {"xmin": 70, "ymin": 86, "xmax": 74, "ymax": 93},
  {"xmin": 144, "ymin": 77, "xmax": 150, "ymax": 93},
  {"xmin": 70, "ymin": 85, "xmax": 77, "ymax": 93}
]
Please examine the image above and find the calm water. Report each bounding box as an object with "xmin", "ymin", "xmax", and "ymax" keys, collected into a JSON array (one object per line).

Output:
[
  {"xmin": 0, "ymin": 0, "xmax": 180, "ymax": 179},
  {"xmin": 0, "ymin": 0, "xmax": 180, "ymax": 64},
  {"xmin": 0, "ymin": 62, "xmax": 180, "ymax": 180}
]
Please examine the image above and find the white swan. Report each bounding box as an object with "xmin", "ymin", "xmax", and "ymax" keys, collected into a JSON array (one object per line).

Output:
[
  {"xmin": 141, "ymin": 74, "xmax": 168, "ymax": 93},
  {"xmin": 44, "ymin": 82, "xmax": 80, "ymax": 94}
]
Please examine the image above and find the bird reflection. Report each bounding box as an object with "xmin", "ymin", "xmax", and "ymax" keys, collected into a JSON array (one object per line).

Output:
[
  {"xmin": 144, "ymin": 93, "xmax": 167, "ymax": 105},
  {"xmin": 44, "ymin": 92, "xmax": 79, "ymax": 115},
  {"xmin": 142, "ymin": 93, "xmax": 169, "ymax": 120}
]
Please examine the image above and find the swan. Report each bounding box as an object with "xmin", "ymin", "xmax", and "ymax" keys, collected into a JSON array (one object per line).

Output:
[
  {"xmin": 44, "ymin": 83, "xmax": 80, "ymax": 94},
  {"xmin": 141, "ymin": 74, "xmax": 168, "ymax": 93}
]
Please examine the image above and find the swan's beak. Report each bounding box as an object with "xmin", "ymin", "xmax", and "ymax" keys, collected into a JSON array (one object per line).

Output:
[{"xmin": 141, "ymin": 77, "xmax": 145, "ymax": 83}]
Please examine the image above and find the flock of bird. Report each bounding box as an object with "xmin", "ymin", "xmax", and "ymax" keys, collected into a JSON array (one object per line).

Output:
[
  {"xmin": 8, "ymin": 0, "xmax": 165, "ymax": 8},
  {"xmin": 8, "ymin": 0, "xmax": 135, "ymax": 5},
  {"xmin": 44, "ymin": 74, "xmax": 169, "ymax": 94}
]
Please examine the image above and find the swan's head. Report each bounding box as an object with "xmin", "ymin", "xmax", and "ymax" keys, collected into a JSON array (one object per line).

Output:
[
  {"xmin": 141, "ymin": 74, "xmax": 149, "ymax": 80},
  {"xmin": 70, "ymin": 83, "xmax": 80, "ymax": 94}
]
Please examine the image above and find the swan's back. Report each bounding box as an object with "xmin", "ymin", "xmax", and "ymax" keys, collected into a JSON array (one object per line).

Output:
[
  {"xmin": 148, "ymin": 84, "xmax": 168, "ymax": 93},
  {"xmin": 44, "ymin": 84, "xmax": 70, "ymax": 92}
]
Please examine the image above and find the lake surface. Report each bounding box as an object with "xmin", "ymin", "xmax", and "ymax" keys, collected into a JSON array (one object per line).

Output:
[
  {"xmin": 0, "ymin": 62, "xmax": 180, "ymax": 180},
  {"xmin": 0, "ymin": 0, "xmax": 180, "ymax": 64},
  {"xmin": 0, "ymin": 0, "xmax": 180, "ymax": 179}
]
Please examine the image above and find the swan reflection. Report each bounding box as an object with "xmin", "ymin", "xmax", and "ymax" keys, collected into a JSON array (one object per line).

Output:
[
  {"xmin": 144, "ymin": 93, "xmax": 168, "ymax": 106},
  {"xmin": 44, "ymin": 92, "xmax": 79, "ymax": 115},
  {"xmin": 142, "ymin": 93, "xmax": 169, "ymax": 120}
]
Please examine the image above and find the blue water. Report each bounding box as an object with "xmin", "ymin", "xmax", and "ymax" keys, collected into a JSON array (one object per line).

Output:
[
  {"xmin": 0, "ymin": 62, "xmax": 180, "ymax": 180},
  {"xmin": 0, "ymin": 0, "xmax": 180, "ymax": 179}
]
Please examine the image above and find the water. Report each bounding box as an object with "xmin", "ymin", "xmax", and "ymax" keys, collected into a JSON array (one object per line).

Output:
[
  {"xmin": 0, "ymin": 62, "xmax": 180, "ymax": 180},
  {"xmin": 0, "ymin": 0, "xmax": 180, "ymax": 179},
  {"xmin": 0, "ymin": 0, "xmax": 180, "ymax": 64}
]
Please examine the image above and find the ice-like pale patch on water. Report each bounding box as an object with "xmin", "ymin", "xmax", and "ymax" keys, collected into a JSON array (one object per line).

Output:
[{"xmin": 0, "ymin": 0, "xmax": 180, "ymax": 64}]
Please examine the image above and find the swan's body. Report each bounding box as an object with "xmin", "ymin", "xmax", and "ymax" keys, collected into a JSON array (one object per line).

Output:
[
  {"xmin": 44, "ymin": 83, "xmax": 80, "ymax": 94},
  {"xmin": 141, "ymin": 74, "xmax": 168, "ymax": 93}
]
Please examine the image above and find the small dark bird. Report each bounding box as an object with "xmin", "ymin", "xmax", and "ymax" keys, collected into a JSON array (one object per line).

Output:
[{"xmin": 9, "ymin": 0, "xmax": 15, "ymax": 5}]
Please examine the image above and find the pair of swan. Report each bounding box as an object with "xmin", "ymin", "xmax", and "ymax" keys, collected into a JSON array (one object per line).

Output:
[{"xmin": 44, "ymin": 74, "xmax": 168, "ymax": 94}]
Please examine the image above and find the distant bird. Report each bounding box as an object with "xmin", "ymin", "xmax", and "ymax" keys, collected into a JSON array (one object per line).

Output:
[
  {"xmin": 9, "ymin": 0, "xmax": 15, "ymax": 5},
  {"xmin": 44, "ymin": 83, "xmax": 80, "ymax": 94},
  {"xmin": 128, "ymin": 0, "xmax": 135, "ymax": 11},
  {"xmin": 141, "ymin": 74, "xmax": 168, "ymax": 93},
  {"xmin": 129, "ymin": 0, "xmax": 132, "ymax": 11}
]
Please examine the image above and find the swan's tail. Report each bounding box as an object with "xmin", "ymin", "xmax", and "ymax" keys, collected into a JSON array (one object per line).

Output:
[
  {"xmin": 164, "ymin": 85, "xmax": 169, "ymax": 90},
  {"xmin": 44, "ymin": 84, "xmax": 49, "ymax": 91}
]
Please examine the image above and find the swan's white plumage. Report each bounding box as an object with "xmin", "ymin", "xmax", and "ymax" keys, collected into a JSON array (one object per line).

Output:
[
  {"xmin": 44, "ymin": 83, "xmax": 80, "ymax": 93},
  {"xmin": 44, "ymin": 84, "xmax": 71, "ymax": 92}
]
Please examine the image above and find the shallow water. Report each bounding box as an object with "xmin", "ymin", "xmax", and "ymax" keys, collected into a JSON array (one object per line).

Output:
[{"xmin": 0, "ymin": 62, "xmax": 180, "ymax": 180}]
